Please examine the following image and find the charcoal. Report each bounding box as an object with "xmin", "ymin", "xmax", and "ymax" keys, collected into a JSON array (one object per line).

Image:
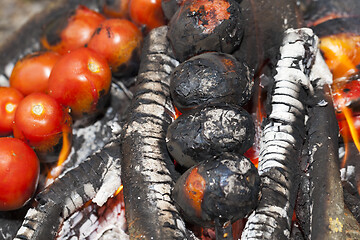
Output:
[
  {"xmin": 170, "ymin": 52, "xmax": 253, "ymax": 112},
  {"xmin": 172, "ymin": 153, "xmax": 260, "ymax": 227},
  {"xmin": 161, "ymin": 0, "xmax": 182, "ymax": 21},
  {"xmin": 166, "ymin": 104, "xmax": 255, "ymax": 168},
  {"xmin": 167, "ymin": 0, "xmax": 244, "ymax": 62},
  {"xmin": 121, "ymin": 26, "xmax": 192, "ymax": 239}
]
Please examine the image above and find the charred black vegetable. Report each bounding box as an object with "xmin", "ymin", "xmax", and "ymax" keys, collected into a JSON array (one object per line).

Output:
[
  {"xmin": 170, "ymin": 52, "xmax": 253, "ymax": 112},
  {"xmin": 172, "ymin": 153, "xmax": 260, "ymax": 228},
  {"xmin": 166, "ymin": 104, "xmax": 254, "ymax": 168},
  {"xmin": 167, "ymin": 0, "xmax": 244, "ymax": 62}
]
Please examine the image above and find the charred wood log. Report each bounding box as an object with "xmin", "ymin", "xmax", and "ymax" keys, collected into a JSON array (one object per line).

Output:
[
  {"xmin": 242, "ymin": 28, "xmax": 319, "ymax": 239},
  {"xmin": 13, "ymin": 137, "xmax": 122, "ymax": 240},
  {"xmin": 121, "ymin": 26, "xmax": 194, "ymax": 239}
]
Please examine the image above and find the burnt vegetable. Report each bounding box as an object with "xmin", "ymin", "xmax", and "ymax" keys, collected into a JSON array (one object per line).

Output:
[
  {"xmin": 166, "ymin": 104, "xmax": 255, "ymax": 168},
  {"xmin": 172, "ymin": 153, "xmax": 260, "ymax": 229},
  {"xmin": 167, "ymin": 0, "xmax": 244, "ymax": 62},
  {"xmin": 170, "ymin": 52, "xmax": 253, "ymax": 112}
]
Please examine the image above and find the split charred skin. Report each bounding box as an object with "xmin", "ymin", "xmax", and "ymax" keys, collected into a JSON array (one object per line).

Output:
[
  {"xmin": 166, "ymin": 104, "xmax": 255, "ymax": 168},
  {"xmin": 167, "ymin": 0, "xmax": 244, "ymax": 62},
  {"xmin": 170, "ymin": 52, "xmax": 253, "ymax": 112},
  {"xmin": 121, "ymin": 26, "xmax": 193, "ymax": 239},
  {"xmin": 172, "ymin": 153, "xmax": 260, "ymax": 231}
]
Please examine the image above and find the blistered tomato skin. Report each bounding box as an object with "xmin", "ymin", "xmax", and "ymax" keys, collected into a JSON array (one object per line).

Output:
[
  {"xmin": 101, "ymin": 0, "xmax": 130, "ymax": 18},
  {"xmin": 9, "ymin": 51, "xmax": 61, "ymax": 95},
  {"xmin": 129, "ymin": 0, "xmax": 166, "ymax": 31},
  {"xmin": 0, "ymin": 138, "xmax": 40, "ymax": 211},
  {"xmin": 13, "ymin": 93, "xmax": 71, "ymax": 152},
  {"xmin": 48, "ymin": 47, "xmax": 112, "ymax": 119},
  {"xmin": 0, "ymin": 87, "xmax": 24, "ymax": 136},
  {"xmin": 87, "ymin": 19, "xmax": 143, "ymax": 75},
  {"xmin": 41, "ymin": 5, "xmax": 106, "ymax": 55}
]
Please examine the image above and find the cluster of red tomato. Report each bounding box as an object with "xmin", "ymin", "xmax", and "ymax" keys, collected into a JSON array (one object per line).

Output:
[{"xmin": 0, "ymin": 0, "xmax": 164, "ymax": 211}]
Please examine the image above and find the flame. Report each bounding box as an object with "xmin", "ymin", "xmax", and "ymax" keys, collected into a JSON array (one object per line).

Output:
[
  {"xmin": 114, "ymin": 184, "xmax": 124, "ymax": 196},
  {"xmin": 45, "ymin": 125, "xmax": 72, "ymax": 186}
]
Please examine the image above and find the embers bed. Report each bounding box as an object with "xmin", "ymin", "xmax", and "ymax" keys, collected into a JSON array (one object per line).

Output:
[{"xmin": 1, "ymin": 0, "xmax": 360, "ymax": 239}]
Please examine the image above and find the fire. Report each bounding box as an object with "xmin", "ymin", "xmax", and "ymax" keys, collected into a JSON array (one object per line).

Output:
[
  {"xmin": 45, "ymin": 125, "xmax": 72, "ymax": 186},
  {"xmin": 114, "ymin": 184, "xmax": 124, "ymax": 196}
]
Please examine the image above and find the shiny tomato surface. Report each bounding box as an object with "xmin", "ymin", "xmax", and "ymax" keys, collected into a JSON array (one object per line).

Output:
[
  {"xmin": 0, "ymin": 138, "xmax": 40, "ymax": 211},
  {"xmin": 129, "ymin": 0, "xmax": 166, "ymax": 31},
  {"xmin": 87, "ymin": 19, "xmax": 143, "ymax": 74},
  {"xmin": 48, "ymin": 47, "xmax": 112, "ymax": 118},
  {"xmin": 41, "ymin": 5, "xmax": 106, "ymax": 55},
  {"xmin": 101, "ymin": 0, "xmax": 130, "ymax": 18},
  {"xmin": 0, "ymin": 87, "xmax": 24, "ymax": 136},
  {"xmin": 13, "ymin": 93, "xmax": 71, "ymax": 152},
  {"xmin": 9, "ymin": 51, "xmax": 61, "ymax": 95}
]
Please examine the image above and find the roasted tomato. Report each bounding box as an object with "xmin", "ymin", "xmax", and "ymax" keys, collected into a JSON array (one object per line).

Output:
[
  {"xmin": 100, "ymin": 0, "xmax": 130, "ymax": 18},
  {"xmin": 87, "ymin": 19, "xmax": 143, "ymax": 75},
  {"xmin": 13, "ymin": 93, "xmax": 72, "ymax": 155},
  {"xmin": 48, "ymin": 47, "xmax": 112, "ymax": 118},
  {"xmin": 41, "ymin": 5, "xmax": 106, "ymax": 55},
  {"xmin": 0, "ymin": 87, "xmax": 24, "ymax": 136},
  {"xmin": 0, "ymin": 137, "xmax": 40, "ymax": 211},
  {"xmin": 129, "ymin": 0, "xmax": 166, "ymax": 31},
  {"xmin": 9, "ymin": 51, "xmax": 61, "ymax": 95}
]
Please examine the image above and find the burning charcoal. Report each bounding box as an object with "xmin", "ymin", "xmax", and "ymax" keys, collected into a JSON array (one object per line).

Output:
[
  {"xmin": 167, "ymin": 0, "xmax": 244, "ymax": 62},
  {"xmin": 242, "ymin": 28, "xmax": 321, "ymax": 239},
  {"xmin": 121, "ymin": 26, "xmax": 193, "ymax": 239},
  {"xmin": 170, "ymin": 52, "xmax": 253, "ymax": 112},
  {"xmin": 172, "ymin": 154, "xmax": 260, "ymax": 233},
  {"xmin": 166, "ymin": 104, "xmax": 255, "ymax": 168}
]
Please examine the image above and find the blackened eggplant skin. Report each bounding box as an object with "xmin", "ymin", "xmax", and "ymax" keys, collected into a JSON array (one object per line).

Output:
[
  {"xmin": 172, "ymin": 153, "xmax": 260, "ymax": 227},
  {"xmin": 170, "ymin": 52, "xmax": 254, "ymax": 112},
  {"xmin": 166, "ymin": 103, "xmax": 255, "ymax": 168},
  {"xmin": 167, "ymin": 0, "xmax": 244, "ymax": 62}
]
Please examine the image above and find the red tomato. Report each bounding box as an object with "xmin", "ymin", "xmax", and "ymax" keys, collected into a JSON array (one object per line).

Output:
[
  {"xmin": 13, "ymin": 93, "xmax": 72, "ymax": 153},
  {"xmin": 0, "ymin": 87, "xmax": 24, "ymax": 136},
  {"xmin": 0, "ymin": 137, "xmax": 40, "ymax": 211},
  {"xmin": 9, "ymin": 51, "xmax": 61, "ymax": 95},
  {"xmin": 41, "ymin": 5, "xmax": 106, "ymax": 55},
  {"xmin": 101, "ymin": 0, "xmax": 130, "ymax": 18},
  {"xmin": 129, "ymin": 0, "xmax": 166, "ymax": 31},
  {"xmin": 48, "ymin": 47, "xmax": 112, "ymax": 118},
  {"xmin": 87, "ymin": 19, "xmax": 143, "ymax": 74}
]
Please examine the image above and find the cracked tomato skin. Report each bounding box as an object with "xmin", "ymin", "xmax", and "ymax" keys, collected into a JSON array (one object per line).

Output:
[
  {"xmin": 0, "ymin": 87, "xmax": 24, "ymax": 136},
  {"xmin": 13, "ymin": 93, "xmax": 72, "ymax": 153},
  {"xmin": 87, "ymin": 19, "xmax": 143, "ymax": 75},
  {"xmin": 48, "ymin": 47, "xmax": 112, "ymax": 119},
  {"xmin": 9, "ymin": 51, "xmax": 61, "ymax": 95},
  {"xmin": 0, "ymin": 138, "xmax": 40, "ymax": 211},
  {"xmin": 129, "ymin": 0, "xmax": 166, "ymax": 31}
]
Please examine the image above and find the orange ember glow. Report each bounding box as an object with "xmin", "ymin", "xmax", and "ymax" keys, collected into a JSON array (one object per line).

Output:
[
  {"xmin": 184, "ymin": 167, "xmax": 206, "ymax": 217},
  {"xmin": 310, "ymin": 13, "xmax": 345, "ymax": 27},
  {"xmin": 189, "ymin": 0, "xmax": 231, "ymax": 33},
  {"xmin": 114, "ymin": 184, "xmax": 124, "ymax": 196},
  {"xmin": 45, "ymin": 125, "xmax": 72, "ymax": 185},
  {"xmin": 320, "ymin": 33, "xmax": 360, "ymax": 80}
]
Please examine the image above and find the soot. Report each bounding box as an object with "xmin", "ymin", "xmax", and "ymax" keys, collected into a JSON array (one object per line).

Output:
[
  {"xmin": 172, "ymin": 153, "xmax": 260, "ymax": 227},
  {"xmin": 166, "ymin": 104, "xmax": 255, "ymax": 168},
  {"xmin": 170, "ymin": 52, "xmax": 254, "ymax": 112},
  {"xmin": 167, "ymin": 0, "xmax": 244, "ymax": 62}
]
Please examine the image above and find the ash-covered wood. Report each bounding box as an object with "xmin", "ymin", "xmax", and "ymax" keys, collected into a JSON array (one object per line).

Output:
[
  {"xmin": 166, "ymin": 104, "xmax": 255, "ymax": 168},
  {"xmin": 170, "ymin": 52, "xmax": 253, "ymax": 112},
  {"xmin": 242, "ymin": 28, "xmax": 319, "ymax": 239},
  {"xmin": 172, "ymin": 153, "xmax": 260, "ymax": 227},
  {"xmin": 120, "ymin": 26, "xmax": 194, "ymax": 239},
  {"xmin": 13, "ymin": 138, "xmax": 122, "ymax": 240}
]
